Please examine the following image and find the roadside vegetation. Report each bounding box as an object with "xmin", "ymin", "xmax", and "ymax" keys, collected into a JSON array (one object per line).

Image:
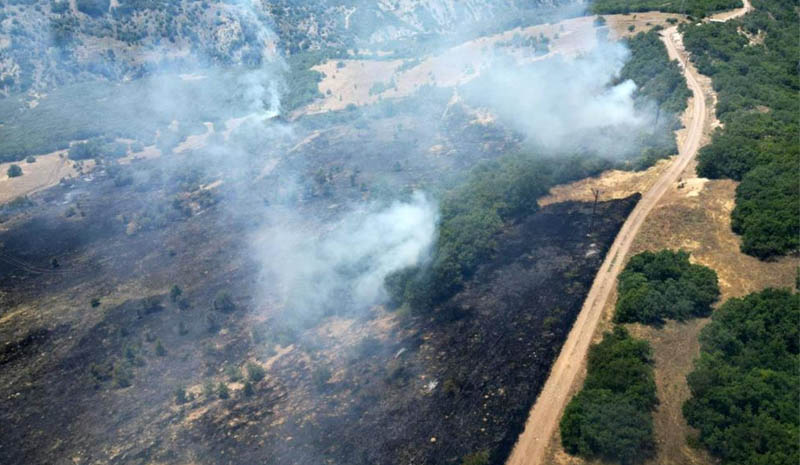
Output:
[
  {"xmin": 560, "ymin": 326, "xmax": 657, "ymax": 464},
  {"xmin": 682, "ymin": 0, "xmax": 799, "ymax": 258},
  {"xmin": 684, "ymin": 288, "xmax": 799, "ymax": 464},
  {"xmin": 615, "ymin": 250, "xmax": 719, "ymax": 325},
  {"xmin": 618, "ymin": 28, "xmax": 691, "ymax": 168},
  {"xmin": 592, "ymin": 0, "xmax": 742, "ymax": 18},
  {"xmin": 386, "ymin": 28, "xmax": 697, "ymax": 314},
  {"xmin": 385, "ymin": 153, "xmax": 613, "ymax": 313},
  {"xmin": 561, "ymin": 250, "xmax": 720, "ymax": 462}
]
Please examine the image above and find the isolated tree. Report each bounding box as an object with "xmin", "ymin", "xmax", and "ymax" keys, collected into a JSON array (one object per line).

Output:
[
  {"xmin": 7, "ymin": 164, "xmax": 22, "ymax": 177},
  {"xmin": 246, "ymin": 362, "xmax": 265, "ymax": 382},
  {"xmin": 174, "ymin": 386, "xmax": 188, "ymax": 405},
  {"xmin": 217, "ymin": 382, "xmax": 229, "ymax": 399},
  {"xmin": 243, "ymin": 380, "xmax": 255, "ymax": 397},
  {"xmin": 170, "ymin": 284, "xmax": 183, "ymax": 302},
  {"xmin": 154, "ymin": 340, "xmax": 166, "ymax": 357}
]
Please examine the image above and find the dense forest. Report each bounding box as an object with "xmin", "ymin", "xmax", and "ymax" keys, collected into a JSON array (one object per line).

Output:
[
  {"xmin": 615, "ymin": 250, "xmax": 720, "ymax": 325},
  {"xmin": 617, "ymin": 28, "xmax": 691, "ymax": 169},
  {"xmin": 684, "ymin": 288, "xmax": 799, "ymax": 464},
  {"xmin": 592, "ymin": 0, "xmax": 741, "ymax": 18},
  {"xmin": 559, "ymin": 326, "xmax": 657, "ymax": 464},
  {"xmin": 682, "ymin": 0, "xmax": 799, "ymax": 258}
]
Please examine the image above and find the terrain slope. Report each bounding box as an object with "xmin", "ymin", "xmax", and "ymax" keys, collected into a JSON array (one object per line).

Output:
[{"xmin": 505, "ymin": 3, "xmax": 751, "ymax": 463}]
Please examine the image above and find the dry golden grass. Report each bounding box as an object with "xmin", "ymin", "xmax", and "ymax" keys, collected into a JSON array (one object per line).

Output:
[{"xmin": 542, "ymin": 158, "xmax": 798, "ymax": 465}]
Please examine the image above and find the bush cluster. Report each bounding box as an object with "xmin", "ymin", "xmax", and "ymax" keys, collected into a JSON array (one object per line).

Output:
[
  {"xmin": 615, "ymin": 250, "xmax": 720, "ymax": 325},
  {"xmin": 560, "ymin": 327, "xmax": 657, "ymax": 464}
]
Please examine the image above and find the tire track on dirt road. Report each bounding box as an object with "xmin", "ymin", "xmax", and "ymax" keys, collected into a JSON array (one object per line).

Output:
[{"xmin": 504, "ymin": 6, "xmax": 747, "ymax": 462}]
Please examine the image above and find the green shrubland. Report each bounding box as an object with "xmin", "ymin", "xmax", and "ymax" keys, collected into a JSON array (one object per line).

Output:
[{"xmin": 684, "ymin": 288, "xmax": 799, "ymax": 464}]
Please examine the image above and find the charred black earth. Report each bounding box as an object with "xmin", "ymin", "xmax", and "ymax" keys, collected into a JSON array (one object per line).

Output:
[{"xmin": 0, "ymin": 154, "xmax": 636, "ymax": 465}]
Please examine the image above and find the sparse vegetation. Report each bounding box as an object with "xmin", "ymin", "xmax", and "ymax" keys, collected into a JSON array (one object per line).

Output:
[
  {"xmin": 592, "ymin": 0, "xmax": 741, "ymax": 18},
  {"xmin": 217, "ymin": 382, "xmax": 229, "ymax": 399},
  {"xmin": 212, "ymin": 291, "xmax": 236, "ymax": 313},
  {"xmin": 461, "ymin": 450, "xmax": 490, "ymax": 465},
  {"xmin": 246, "ymin": 362, "xmax": 266, "ymax": 383}
]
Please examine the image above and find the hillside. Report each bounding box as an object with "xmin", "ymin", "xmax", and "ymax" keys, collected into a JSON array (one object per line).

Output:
[{"xmin": 0, "ymin": 1, "xmax": 796, "ymax": 464}]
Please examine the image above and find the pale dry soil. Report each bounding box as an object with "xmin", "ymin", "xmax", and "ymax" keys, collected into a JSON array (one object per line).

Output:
[{"xmin": 303, "ymin": 13, "xmax": 684, "ymax": 115}]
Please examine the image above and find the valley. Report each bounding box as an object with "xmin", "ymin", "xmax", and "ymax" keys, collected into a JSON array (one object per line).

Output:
[{"xmin": 0, "ymin": 1, "xmax": 796, "ymax": 465}]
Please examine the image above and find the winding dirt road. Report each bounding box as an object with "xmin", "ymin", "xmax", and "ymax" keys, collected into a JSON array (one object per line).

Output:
[{"xmin": 505, "ymin": 5, "xmax": 749, "ymax": 462}]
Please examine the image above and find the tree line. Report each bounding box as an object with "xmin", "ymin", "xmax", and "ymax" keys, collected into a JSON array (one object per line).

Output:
[{"xmin": 682, "ymin": 0, "xmax": 799, "ymax": 258}]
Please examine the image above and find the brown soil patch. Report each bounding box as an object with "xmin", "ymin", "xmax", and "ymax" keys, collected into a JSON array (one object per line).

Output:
[
  {"xmin": 303, "ymin": 16, "xmax": 604, "ymax": 115},
  {"xmin": 607, "ymin": 12, "xmax": 689, "ymax": 39},
  {"xmin": 0, "ymin": 151, "xmax": 84, "ymax": 204},
  {"xmin": 539, "ymin": 158, "xmax": 671, "ymax": 207}
]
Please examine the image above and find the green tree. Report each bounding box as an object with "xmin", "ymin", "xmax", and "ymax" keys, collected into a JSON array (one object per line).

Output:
[
  {"xmin": 217, "ymin": 382, "xmax": 229, "ymax": 399},
  {"xmin": 7, "ymin": 164, "xmax": 22, "ymax": 178}
]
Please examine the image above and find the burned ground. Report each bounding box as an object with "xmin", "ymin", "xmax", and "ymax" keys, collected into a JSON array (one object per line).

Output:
[{"xmin": 0, "ymin": 96, "xmax": 635, "ymax": 465}]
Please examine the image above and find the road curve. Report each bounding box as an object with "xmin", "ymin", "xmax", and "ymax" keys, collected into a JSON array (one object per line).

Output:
[{"xmin": 505, "ymin": 23, "xmax": 709, "ymax": 465}]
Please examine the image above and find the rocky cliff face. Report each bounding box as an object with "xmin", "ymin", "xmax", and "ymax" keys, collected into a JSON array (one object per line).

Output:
[{"xmin": 0, "ymin": 0, "xmax": 583, "ymax": 96}]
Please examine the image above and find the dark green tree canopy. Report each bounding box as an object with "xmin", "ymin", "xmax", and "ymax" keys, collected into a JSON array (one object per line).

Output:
[
  {"xmin": 684, "ymin": 288, "xmax": 799, "ymax": 465},
  {"xmin": 615, "ymin": 250, "xmax": 720, "ymax": 325}
]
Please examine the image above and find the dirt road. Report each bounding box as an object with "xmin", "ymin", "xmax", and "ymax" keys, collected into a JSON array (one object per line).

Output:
[{"xmin": 505, "ymin": 19, "xmax": 717, "ymax": 465}]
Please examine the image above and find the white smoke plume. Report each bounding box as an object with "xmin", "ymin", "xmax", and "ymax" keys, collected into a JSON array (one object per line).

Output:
[
  {"xmin": 253, "ymin": 193, "xmax": 438, "ymax": 319},
  {"xmin": 461, "ymin": 39, "xmax": 652, "ymax": 155}
]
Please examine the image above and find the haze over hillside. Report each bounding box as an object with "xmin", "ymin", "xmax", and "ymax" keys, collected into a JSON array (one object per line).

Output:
[{"xmin": 0, "ymin": 1, "xmax": 796, "ymax": 465}]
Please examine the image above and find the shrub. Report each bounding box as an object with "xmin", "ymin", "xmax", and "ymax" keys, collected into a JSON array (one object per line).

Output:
[
  {"xmin": 246, "ymin": 362, "xmax": 265, "ymax": 382},
  {"xmin": 225, "ymin": 365, "xmax": 242, "ymax": 382},
  {"xmin": 212, "ymin": 291, "xmax": 236, "ymax": 313},
  {"xmin": 462, "ymin": 450, "xmax": 490, "ymax": 465},
  {"xmin": 206, "ymin": 313, "xmax": 220, "ymax": 333},
  {"xmin": 683, "ymin": 0, "xmax": 799, "ymax": 259},
  {"xmin": 217, "ymin": 382, "xmax": 229, "ymax": 399},
  {"xmin": 170, "ymin": 285, "xmax": 183, "ymax": 302},
  {"xmin": 7, "ymin": 164, "xmax": 22, "ymax": 177},
  {"xmin": 76, "ymin": 0, "xmax": 109, "ymax": 17},
  {"xmin": 25, "ymin": 156, "xmax": 35, "ymax": 163},
  {"xmin": 203, "ymin": 380, "xmax": 215, "ymax": 398},
  {"xmin": 312, "ymin": 365, "xmax": 331, "ymax": 389},
  {"xmin": 174, "ymin": 386, "xmax": 188, "ymax": 405},
  {"xmin": 154, "ymin": 340, "xmax": 166, "ymax": 357},
  {"xmin": 90, "ymin": 297, "xmax": 101, "ymax": 308},
  {"xmin": 112, "ymin": 361, "xmax": 133, "ymax": 388},
  {"xmin": 242, "ymin": 380, "xmax": 255, "ymax": 397},
  {"xmin": 139, "ymin": 295, "xmax": 164, "ymax": 315}
]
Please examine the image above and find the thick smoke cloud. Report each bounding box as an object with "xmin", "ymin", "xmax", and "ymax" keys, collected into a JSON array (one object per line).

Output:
[
  {"xmin": 459, "ymin": 37, "xmax": 655, "ymax": 156},
  {"xmin": 253, "ymin": 193, "xmax": 437, "ymax": 319}
]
